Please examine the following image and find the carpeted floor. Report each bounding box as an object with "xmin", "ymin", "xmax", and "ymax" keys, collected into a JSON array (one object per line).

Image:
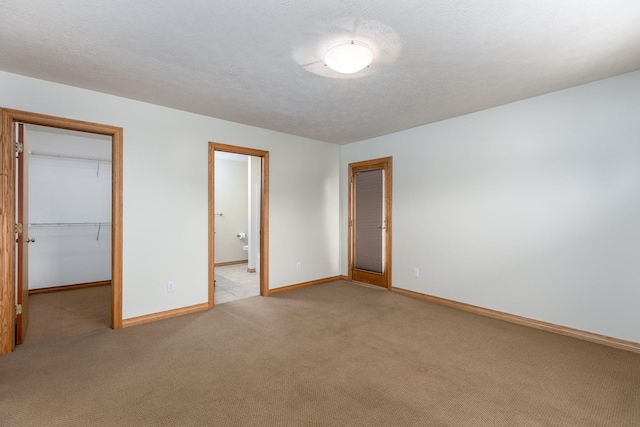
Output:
[
  {"xmin": 1, "ymin": 281, "xmax": 639, "ymax": 426},
  {"xmin": 25, "ymin": 285, "xmax": 112, "ymax": 345}
]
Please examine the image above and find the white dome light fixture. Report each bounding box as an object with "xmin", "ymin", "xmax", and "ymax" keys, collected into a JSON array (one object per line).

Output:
[{"xmin": 323, "ymin": 40, "xmax": 373, "ymax": 74}]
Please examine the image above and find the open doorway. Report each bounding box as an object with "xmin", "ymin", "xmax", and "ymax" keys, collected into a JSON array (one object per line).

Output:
[
  {"xmin": 213, "ymin": 151, "xmax": 260, "ymax": 303},
  {"xmin": 208, "ymin": 142, "xmax": 269, "ymax": 306},
  {"xmin": 0, "ymin": 109, "xmax": 123, "ymax": 355},
  {"xmin": 24, "ymin": 125, "xmax": 112, "ymax": 343}
]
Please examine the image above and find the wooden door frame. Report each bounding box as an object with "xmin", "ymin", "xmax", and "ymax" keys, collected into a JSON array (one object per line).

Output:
[
  {"xmin": 348, "ymin": 157, "xmax": 392, "ymax": 289},
  {"xmin": 208, "ymin": 142, "xmax": 269, "ymax": 306},
  {"xmin": 16, "ymin": 123, "xmax": 29, "ymax": 344},
  {"xmin": 0, "ymin": 109, "xmax": 123, "ymax": 355}
]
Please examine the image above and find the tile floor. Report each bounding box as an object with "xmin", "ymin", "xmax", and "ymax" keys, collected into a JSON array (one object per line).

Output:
[{"xmin": 214, "ymin": 263, "xmax": 260, "ymax": 304}]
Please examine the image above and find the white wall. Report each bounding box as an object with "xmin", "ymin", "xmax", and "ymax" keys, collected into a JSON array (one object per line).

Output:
[
  {"xmin": 248, "ymin": 156, "xmax": 261, "ymax": 271},
  {"xmin": 27, "ymin": 126, "xmax": 112, "ymax": 289},
  {"xmin": 341, "ymin": 70, "xmax": 640, "ymax": 343},
  {"xmin": 214, "ymin": 156, "xmax": 248, "ymax": 264},
  {"xmin": 0, "ymin": 71, "xmax": 340, "ymax": 319}
]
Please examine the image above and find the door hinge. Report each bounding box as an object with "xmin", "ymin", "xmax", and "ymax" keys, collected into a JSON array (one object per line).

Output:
[
  {"xmin": 15, "ymin": 223, "xmax": 23, "ymax": 234},
  {"xmin": 16, "ymin": 141, "xmax": 23, "ymax": 154},
  {"xmin": 15, "ymin": 304, "xmax": 22, "ymax": 316}
]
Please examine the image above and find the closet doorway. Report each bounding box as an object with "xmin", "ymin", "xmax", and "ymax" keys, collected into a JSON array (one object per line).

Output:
[
  {"xmin": 208, "ymin": 142, "xmax": 269, "ymax": 306},
  {"xmin": 0, "ymin": 109, "xmax": 123, "ymax": 354},
  {"xmin": 25, "ymin": 125, "xmax": 112, "ymax": 343}
]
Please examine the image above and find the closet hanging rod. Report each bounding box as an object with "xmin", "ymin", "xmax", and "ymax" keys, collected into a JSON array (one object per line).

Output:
[
  {"xmin": 29, "ymin": 222, "xmax": 112, "ymax": 227},
  {"xmin": 29, "ymin": 150, "xmax": 112, "ymax": 163},
  {"xmin": 29, "ymin": 222, "xmax": 111, "ymax": 240}
]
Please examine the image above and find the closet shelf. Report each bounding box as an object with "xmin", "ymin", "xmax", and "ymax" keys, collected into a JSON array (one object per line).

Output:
[
  {"xmin": 29, "ymin": 150, "xmax": 112, "ymax": 163},
  {"xmin": 29, "ymin": 150, "xmax": 111, "ymax": 177},
  {"xmin": 29, "ymin": 222, "xmax": 112, "ymax": 227},
  {"xmin": 29, "ymin": 222, "xmax": 112, "ymax": 240}
]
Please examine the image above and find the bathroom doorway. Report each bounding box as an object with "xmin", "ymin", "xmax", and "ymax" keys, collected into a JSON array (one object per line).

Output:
[{"xmin": 208, "ymin": 142, "xmax": 269, "ymax": 306}]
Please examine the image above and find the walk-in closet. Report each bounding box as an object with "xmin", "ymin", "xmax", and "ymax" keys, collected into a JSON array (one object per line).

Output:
[{"xmin": 25, "ymin": 124, "xmax": 112, "ymax": 342}]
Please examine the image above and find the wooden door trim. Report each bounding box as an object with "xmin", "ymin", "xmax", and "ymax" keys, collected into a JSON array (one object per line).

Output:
[
  {"xmin": 16, "ymin": 123, "xmax": 29, "ymax": 343},
  {"xmin": 348, "ymin": 157, "xmax": 392, "ymax": 289},
  {"xmin": 0, "ymin": 108, "xmax": 123, "ymax": 355},
  {"xmin": 208, "ymin": 142, "xmax": 269, "ymax": 307}
]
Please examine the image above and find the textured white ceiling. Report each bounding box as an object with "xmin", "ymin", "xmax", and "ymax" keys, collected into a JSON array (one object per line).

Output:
[{"xmin": 1, "ymin": 1, "xmax": 640, "ymax": 144}]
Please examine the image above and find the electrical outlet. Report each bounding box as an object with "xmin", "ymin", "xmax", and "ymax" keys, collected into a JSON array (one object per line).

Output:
[
  {"xmin": 413, "ymin": 268, "xmax": 419, "ymax": 278},
  {"xmin": 296, "ymin": 262, "xmax": 301, "ymax": 271},
  {"xmin": 167, "ymin": 281, "xmax": 175, "ymax": 292}
]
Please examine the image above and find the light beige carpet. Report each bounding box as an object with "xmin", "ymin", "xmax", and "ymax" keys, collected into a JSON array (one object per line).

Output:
[
  {"xmin": 1, "ymin": 281, "xmax": 639, "ymax": 426},
  {"xmin": 25, "ymin": 285, "xmax": 111, "ymax": 344}
]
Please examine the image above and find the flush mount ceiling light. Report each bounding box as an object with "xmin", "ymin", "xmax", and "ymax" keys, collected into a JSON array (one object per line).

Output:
[{"xmin": 323, "ymin": 40, "xmax": 374, "ymax": 74}]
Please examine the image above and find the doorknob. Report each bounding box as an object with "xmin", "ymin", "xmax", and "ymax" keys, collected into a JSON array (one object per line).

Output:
[{"xmin": 26, "ymin": 237, "xmax": 35, "ymax": 243}]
